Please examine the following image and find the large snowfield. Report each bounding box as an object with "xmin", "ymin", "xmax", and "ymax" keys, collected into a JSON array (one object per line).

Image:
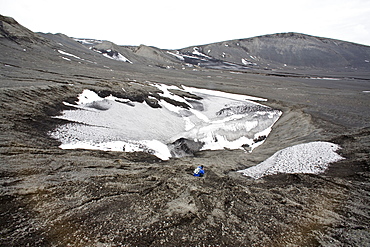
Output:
[
  {"xmin": 50, "ymin": 83, "xmax": 281, "ymax": 160},
  {"xmin": 50, "ymin": 83, "xmax": 344, "ymax": 177}
]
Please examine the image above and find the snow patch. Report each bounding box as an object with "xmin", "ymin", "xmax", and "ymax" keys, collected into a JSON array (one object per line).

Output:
[
  {"xmin": 73, "ymin": 38, "xmax": 103, "ymax": 45},
  {"xmin": 242, "ymin": 58, "xmax": 257, "ymax": 66},
  {"xmin": 309, "ymin": 77, "xmax": 340, "ymax": 81},
  {"xmin": 238, "ymin": 142, "xmax": 345, "ymax": 179},
  {"xmin": 167, "ymin": 51, "xmax": 185, "ymax": 61},
  {"xmin": 57, "ymin": 50, "xmax": 82, "ymax": 60},
  {"xmin": 103, "ymin": 52, "xmax": 132, "ymax": 63},
  {"xmin": 192, "ymin": 48, "xmax": 212, "ymax": 59}
]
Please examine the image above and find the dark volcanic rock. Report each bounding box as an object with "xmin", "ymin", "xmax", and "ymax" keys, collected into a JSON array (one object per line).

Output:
[
  {"xmin": 217, "ymin": 104, "xmax": 275, "ymax": 116},
  {"xmin": 86, "ymin": 99, "xmax": 112, "ymax": 110},
  {"xmin": 169, "ymin": 138, "xmax": 205, "ymax": 157},
  {"xmin": 144, "ymin": 97, "xmax": 161, "ymax": 108}
]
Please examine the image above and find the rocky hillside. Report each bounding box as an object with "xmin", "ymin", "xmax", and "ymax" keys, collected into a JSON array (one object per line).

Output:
[
  {"xmin": 0, "ymin": 15, "xmax": 48, "ymax": 44},
  {"xmin": 178, "ymin": 32, "xmax": 370, "ymax": 71}
]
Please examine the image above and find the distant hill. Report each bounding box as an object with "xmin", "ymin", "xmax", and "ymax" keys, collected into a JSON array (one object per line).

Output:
[
  {"xmin": 1, "ymin": 14, "xmax": 369, "ymax": 72},
  {"xmin": 177, "ymin": 32, "xmax": 370, "ymax": 71}
]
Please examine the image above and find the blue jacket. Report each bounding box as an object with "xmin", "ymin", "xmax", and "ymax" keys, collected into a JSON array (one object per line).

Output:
[{"xmin": 193, "ymin": 166, "xmax": 205, "ymax": 177}]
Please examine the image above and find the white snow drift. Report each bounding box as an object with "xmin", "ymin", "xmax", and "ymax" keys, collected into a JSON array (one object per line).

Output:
[
  {"xmin": 238, "ymin": 141, "xmax": 345, "ymax": 179},
  {"xmin": 50, "ymin": 83, "xmax": 281, "ymax": 160}
]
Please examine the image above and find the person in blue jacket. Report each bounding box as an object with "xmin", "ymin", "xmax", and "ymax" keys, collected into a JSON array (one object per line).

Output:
[{"xmin": 193, "ymin": 165, "xmax": 205, "ymax": 177}]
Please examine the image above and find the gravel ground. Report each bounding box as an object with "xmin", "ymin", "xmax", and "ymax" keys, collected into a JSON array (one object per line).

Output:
[{"xmin": 0, "ymin": 32, "xmax": 369, "ymax": 246}]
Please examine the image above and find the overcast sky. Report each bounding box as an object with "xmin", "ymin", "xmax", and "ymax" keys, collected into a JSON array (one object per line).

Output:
[{"xmin": 1, "ymin": 0, "xmax": 370, "ymax": 49}]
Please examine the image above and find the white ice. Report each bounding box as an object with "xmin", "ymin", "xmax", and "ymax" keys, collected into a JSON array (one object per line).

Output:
[
  {"xmin": 182, "ymin": 85, "xmax": 267, "ymax": 102},
  {"xmin": 167, "ymin": 48, "xmax": 211, "ymax": 62},
  {"xmin": 57, "ymin": 50, "xmax": 82, "ymax": 60},
  {"xmin": 238, "ymin": 141, "xmax": 345, "ymax": 179},
  {"xmin": 73, "ymin": 38, "xmax": 103, "ymax": 45},
  {"xmin": 167, "ymin": 51, "xmax": 185, "ymax": 61},
  {"xmin": 60, "ymin": 139, "xmax": 171, "ymax": 160},
  {"xmin": 103, "ymin": 52, "xmax": 133, "ymax": 64},
  {"xmin": 309, "ymin": 77, "xmax": 340, "ymax": 81},
  {"xmin": 74, "ymin": 39, "xmax": 92, "ymax": 45},
  {"xmin": 242, "ymin": 58, "xmax": 257, "ymax": 66},
  {"xmin": 50, "ymin": 83, "xmax": 281, "ymax": 160},
  {"xmin": 182, "ymin": 54, "xmax": 208, "ymax": 61},
  {"xmin": 192, "ymin": 47, "xmax": 212, "ymax": 59}
]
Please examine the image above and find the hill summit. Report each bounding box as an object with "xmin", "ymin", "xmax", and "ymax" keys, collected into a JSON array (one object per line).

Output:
[{"xmin": 178, "ymin": 32, "xmax": 370, "ymax": 71}]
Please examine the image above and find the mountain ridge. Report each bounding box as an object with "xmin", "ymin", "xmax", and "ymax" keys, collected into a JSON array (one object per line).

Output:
[
  {"xmin": 194, "ymin": 32, "xmax": 370, "ymax": 48},
  {"xmin": 1, "ymin": 14, "xmax": 369, "ymax": 72},
  {"xmin": 178, "ymin": 32, "xmax": 370, "ymax": 71}
]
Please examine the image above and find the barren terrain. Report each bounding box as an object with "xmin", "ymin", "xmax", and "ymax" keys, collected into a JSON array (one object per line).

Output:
[{"xmin": 1, "ymin": 15, "xmax": 369, "ymax": 246}]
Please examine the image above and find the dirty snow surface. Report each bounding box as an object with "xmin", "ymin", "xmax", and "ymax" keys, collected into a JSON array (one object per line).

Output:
[
  {"xmin": 238, "ymin": 141, "xmax": 345, "ymax": 179},
  {"xmin": 50, "ymin": 83, "xmax": 281, "ymax": 160}
]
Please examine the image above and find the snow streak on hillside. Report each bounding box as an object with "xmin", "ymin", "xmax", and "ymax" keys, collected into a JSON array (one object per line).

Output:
[{"xmin": 50, "ymin": 83, "xmax": 281, "ymax": 160}]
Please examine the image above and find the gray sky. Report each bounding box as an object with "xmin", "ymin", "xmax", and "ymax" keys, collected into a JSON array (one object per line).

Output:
[{"xmin": 1, "ymin": 0, "xmax": 370, "ymax": 49}]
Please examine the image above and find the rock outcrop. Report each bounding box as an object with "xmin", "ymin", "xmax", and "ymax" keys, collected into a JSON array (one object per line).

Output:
[{"xmin": 0, "ymin": 14, "xmax": 47, "ymax": 44}]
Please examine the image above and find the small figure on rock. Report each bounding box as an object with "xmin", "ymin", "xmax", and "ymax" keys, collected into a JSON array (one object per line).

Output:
[{"xmin": 193, "ymin": 165, "xmax": 205, "ymax": 177}]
